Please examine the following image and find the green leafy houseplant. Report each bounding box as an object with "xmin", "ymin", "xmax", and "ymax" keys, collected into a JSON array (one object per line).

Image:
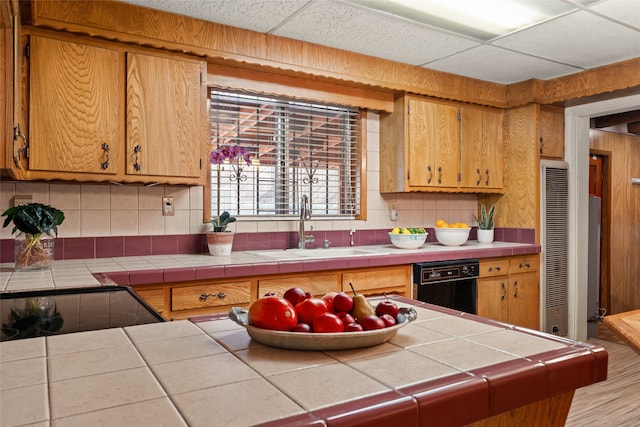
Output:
[
  {"xmin": 474, "ymin": 204, "xmax": 495, "ymax": 230},
  {"xmin": 209, "ymin": 211, "xmax": 236, "ymax": 232},
  {"xmin": 1, "ymin": 203, "xmax": 65, "ymax": 270}
]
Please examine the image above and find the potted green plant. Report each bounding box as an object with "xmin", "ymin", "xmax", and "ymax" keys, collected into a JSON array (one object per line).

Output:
[
  {"xmin": 474, "ymin": 203, "xmax": 495, "ymax": 244},
  {"xmin": 208, "ymin": 145, "xmax": 252, "ymax": 256},
  {"xmin": 1, "ymin": 203, "xmax": 65, "ymax": 270}
]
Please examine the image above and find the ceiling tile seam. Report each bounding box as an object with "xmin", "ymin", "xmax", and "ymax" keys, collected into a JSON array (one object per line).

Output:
[
  {"xmin": 417, "ymin": 43, "xmax": 587, "ymax": 73},
  {"xmin": 266, "ymin": 0, "xmax": 316, "ymax": 35}
]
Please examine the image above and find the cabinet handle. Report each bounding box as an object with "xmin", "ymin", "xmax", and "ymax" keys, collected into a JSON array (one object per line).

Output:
[
  {"xmin": 513, "ymin": 281, "xmax": 518, "ymax": 298},
  {"xmin": 518, "ymin": 263, "xmax": 531, "ymax": 269},
  {"xmin": 485, "ymin": 169, "xmax": 490, "ymax": 186},
  {"xmin": 133, "ymin": 145, "xmax": 142, "ymax": 171},
  {"xmin": 501, "ymin": 282, "xmax": 507, "ymax": 301},
  {"xmin": 426, "ymin": 165, "xmax": 433, "ymax": 184},
  {"xmin": 539, "ymin": 136, "xmax": 544, "ymax": 154},
  {"xmin": 101, "ymin": 143, "xmax": 110, "ymax": 170},
  {"xmin": 13, "ymin": 124, "xmax": 28, "ymax": 167},
  {"xmin": 437, "ymin": 166, "xmax": 442, "ymax": 184},
  {"xmin": 199, "ymin": 291, "xmax": 227, "ymax": 301},
  {"xmin": 488, "ymin": 266, "xmax": 501, "ymax": 272},
  {"xmin": 476, "ymin": 168, "xmax": 481, "ymax": 185}
]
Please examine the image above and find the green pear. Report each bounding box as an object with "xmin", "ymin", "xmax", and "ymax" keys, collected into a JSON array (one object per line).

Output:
[{"xmin": 349, "ymin": 282, "xmax": 375, "ymax": 320}]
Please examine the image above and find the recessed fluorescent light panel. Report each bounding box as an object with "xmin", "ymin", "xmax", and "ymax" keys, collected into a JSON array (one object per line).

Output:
[{"xmin": 347, "ymin": 0, "xmax": 577, "ymax": 40}]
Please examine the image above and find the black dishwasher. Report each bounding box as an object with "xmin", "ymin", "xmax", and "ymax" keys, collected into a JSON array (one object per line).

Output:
[{"xmin": 413, "ymin": 259, "xmax": 479, "ymax": 314}]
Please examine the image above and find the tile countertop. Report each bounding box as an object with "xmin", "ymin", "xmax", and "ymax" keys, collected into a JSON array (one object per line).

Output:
[
  {"xmin": 0, "ymin": 241, "xmax": 539, "ymax": 292},
  {"xmin": 0, "ymin": 296, "xmax": 607, "ymax": 427}
]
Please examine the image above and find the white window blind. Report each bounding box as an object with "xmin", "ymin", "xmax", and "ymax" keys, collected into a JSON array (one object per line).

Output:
[{"xmin": 210, "ymin": 90, "xmax": 362, "ymax": 218}]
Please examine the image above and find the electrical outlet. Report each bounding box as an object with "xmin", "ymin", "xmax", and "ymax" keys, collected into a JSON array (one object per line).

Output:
[
  {"xmin": 13, "ymin": 195, "xmax": 32, "ymax": 206},
  {"xmin": 162, "ymin": 197, "xmax": 174, "ymax": 216}
]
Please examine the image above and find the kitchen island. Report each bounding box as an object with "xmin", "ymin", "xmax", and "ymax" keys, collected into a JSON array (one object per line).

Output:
[{"xmin": 0, "ymin": 296, "xmax": 607, "ymax": 426}]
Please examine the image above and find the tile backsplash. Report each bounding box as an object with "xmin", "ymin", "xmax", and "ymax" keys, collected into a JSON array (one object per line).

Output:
[{"xmin": 0, "ymin": 113, "xmax": 478, "ymax": 240}]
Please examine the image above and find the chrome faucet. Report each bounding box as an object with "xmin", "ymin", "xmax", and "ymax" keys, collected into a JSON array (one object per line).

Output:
[{"xmin": 298, "ymin": 194, "xmax": 315, "ymax": 249}]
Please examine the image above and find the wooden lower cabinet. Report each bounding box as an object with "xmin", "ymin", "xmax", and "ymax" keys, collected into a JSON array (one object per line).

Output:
[
  {"xmin": 343, "ymin": 266, "xmax": 411, "ymax": 297},
  {"xmin": 132, "ymin": 265, "xmax": 411, "ymax": 320},
  {"xmin": 257, "ymin": 273, "xmax": 340, "ymax": 298},
  {"xmin": 477, "ymin": 255, "xmax": 540, "ymax": 330}
]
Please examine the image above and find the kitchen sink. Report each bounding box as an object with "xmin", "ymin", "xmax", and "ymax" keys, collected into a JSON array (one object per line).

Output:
[{"xmin": 253, "ymin": 247, "xmax": 388, "ymax": 260}]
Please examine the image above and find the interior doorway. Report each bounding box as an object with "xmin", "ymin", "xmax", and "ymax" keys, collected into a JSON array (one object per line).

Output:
[{"xmin": 587, "ymin": 152, "xmax": 610, "ymax": 338}]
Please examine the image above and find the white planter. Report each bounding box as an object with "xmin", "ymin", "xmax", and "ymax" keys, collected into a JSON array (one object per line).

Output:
[
  {"xmin": 207, "ymin": 232, "xmax": 235, "ymax": 256},
  {"xmin": 477, "ymin": 229, "xmax": 494, "ymax": 244}
]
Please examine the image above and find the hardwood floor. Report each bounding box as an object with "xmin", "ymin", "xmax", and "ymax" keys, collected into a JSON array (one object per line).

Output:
[{"xmin": 565, "ymin": 325, "xmax": 640, "ymax": 426}]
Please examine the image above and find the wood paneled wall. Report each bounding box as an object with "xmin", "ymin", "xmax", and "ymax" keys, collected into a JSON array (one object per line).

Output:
[
  {"xmin": 590, "ymin": 129, "xmax": 640, "ymax": 314},
  {"xmin": 480, "ymin": 104, "xmax": 539, "ymax": 231}
]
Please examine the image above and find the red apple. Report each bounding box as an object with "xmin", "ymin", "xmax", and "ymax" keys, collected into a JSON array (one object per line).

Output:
[
  {"xmin": 283, "ymin": 287, "xmax": 307, "ymax": 307},
  {"xmin": 375, "ymin": 300, "xmax": 399, "ymax": 318},
  {"xmin": 333, "ymin": 292, "xmax": 354, "ymax": 313},
  {"xmin": 313, "ymin": 312, "xmax": 344, "ymax": 333},
  {"xmin": 292, "ymin": 323, "xmax": 312, "ymax": 332},
  {"xmin": 344, "ymin": 322, "xmax": 364, "ymax": 332},
  {"xmin": 359, "ymin": 315, "xmax": 386, "ymax": 331},
  {"xmin": 321, "ymin": 292, "xmax": 338, "ymax": 312},
  {"xmin": 379, "ymin": 313, "xmax": 397, "ymax": 327},
  {"xmin": 336, "ymin": 312, "xmax": 355, "ymax": 325},
  {"xmin": 295, "ymin": 298, "xmax": 329, "ymax": 325}
]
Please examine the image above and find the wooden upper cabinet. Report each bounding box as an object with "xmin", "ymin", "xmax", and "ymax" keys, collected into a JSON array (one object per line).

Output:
[
  {"xmin": 29, "ymin": 36, "xmax": 121, "ymax": 174},
  {"xmin": 381, "ymin": 94, "xmax": 503, "ymax": 193},
  {"xmin": 539, "ymin": 105, "xmax": 564, "ymax": 159},
  {"xmin": 407, "ymin": 97, "xmax": 459, "ymax": 189},
  {"xmin": 126, "ymin": 52, "xmax": 204, "ymax": 178},
  {"xmin": 460, "ymin": 106, "xmax": 504, "ymax": 190}
]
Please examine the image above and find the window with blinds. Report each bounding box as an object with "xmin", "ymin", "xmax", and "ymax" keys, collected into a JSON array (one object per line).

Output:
[{"xmin": 209, "ymin": 90, "xmax": 362, "ymax": 218}]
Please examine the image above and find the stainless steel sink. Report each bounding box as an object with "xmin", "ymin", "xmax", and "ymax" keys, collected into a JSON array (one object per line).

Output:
[{"xmin": 253, "ymin": 247, "xmax": 388, "ymax": 260}]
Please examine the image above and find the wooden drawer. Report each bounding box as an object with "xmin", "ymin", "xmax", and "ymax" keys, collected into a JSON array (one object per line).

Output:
[
  {"xmin": 343, "ymin": 266, "xmax": 410, "ymax": 293},
  {"xmin": 257, "ymin": 274, "xmax": 340, "ymax": 298},
  {"xmin": 171, "ymin": 281, "xmax": 251, "ymax": 311},
  {"xmin": 510, "ymin": 256, "xmax": 539, "ymax": 274},
  {"xmin": 135, "ymin": 288, "xmax": 165, "ymax": 314},
  {"xmin": 479, "ymin": 259, "xmax": 510, "ymax": 277}
]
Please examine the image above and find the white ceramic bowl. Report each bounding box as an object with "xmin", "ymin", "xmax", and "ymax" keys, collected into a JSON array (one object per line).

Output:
[
  {"xmin": 435, "ymin": 227, "xmax": 470, "ymax": 246},
  {"xmin": 388, "ymin": 232, "xmax": 428, "ymax": 249}
]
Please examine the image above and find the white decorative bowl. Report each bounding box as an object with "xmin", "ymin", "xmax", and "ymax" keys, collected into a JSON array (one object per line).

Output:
[
  {"xmin": 435, "ymin": 227, "xmax": 470, "ymax": 246},
  {"xmin": 388, "ymin": 232, "xmax": 428, "ymax": 249}
]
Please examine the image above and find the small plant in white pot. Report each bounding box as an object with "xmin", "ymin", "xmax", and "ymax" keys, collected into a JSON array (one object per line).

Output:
[{"xmin": 474, "ymin": 204, "xmax": 495, "ymax": 244}]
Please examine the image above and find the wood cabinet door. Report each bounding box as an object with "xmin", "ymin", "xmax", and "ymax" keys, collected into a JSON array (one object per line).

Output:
[
  {"xmin": 258, "ymin": 274, "xmax": 340, "ymax": 298},
  {"xmin": 29, "ymin": 36, "xmax": 121, "ymax": 174},
  {"xmin": 408, "ymin": 98, "xmax": 459, "ymax": 188},
  {"xmin": 539, "ymin": 107, "xmax": 564, "ymax": 159},
  {"xmin": 481, "ymin": 109, "xmax": 504, "ymax": 189},
  {"xmin": 126, "ymin": 52, "xmax": 203, "ymax": 178},
  {"xmin": 476, "ymin": 277, "xmax": 509, "ymax": 322},
  {"xmin": 460, "ymin": 107, "xmax": 504, "ymax": 189},
  {"xmin": 460, "ymin": 107, "xmax": 483, "ymax": 188},
  {"xmin": 508, "ymin": 272, "xmax": 540, "ymax": 330}
]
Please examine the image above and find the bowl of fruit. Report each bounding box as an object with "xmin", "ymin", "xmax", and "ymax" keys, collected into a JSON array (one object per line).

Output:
[
  {"xmin": 434, "ymin": 219, "xmax": 471, "ymax": 246},
  {"xmin": 229, "ymin": 284, "xmax": 417, "ymax": 351},
  {"xmin": 388, "ymin": 227, "xmax": 428, "ymax": 249}
]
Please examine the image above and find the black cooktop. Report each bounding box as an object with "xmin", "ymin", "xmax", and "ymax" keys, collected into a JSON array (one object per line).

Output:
[{"xmin": 0, "ymin": 286, "xmax": 164, "ymax": 341}]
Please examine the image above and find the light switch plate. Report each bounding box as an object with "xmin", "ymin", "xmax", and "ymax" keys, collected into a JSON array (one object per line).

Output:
[{"xmin": 162, "ymin": 197, "xmax": 174, "ymax": 216}]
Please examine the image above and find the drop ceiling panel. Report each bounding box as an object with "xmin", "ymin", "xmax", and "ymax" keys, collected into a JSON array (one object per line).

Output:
[
  {"xmin": 591, "ymin": 0, "xmax": 640, "ymax": 29},
  {"xmin": 270, "ymin": 1, "xmax": 479, "ymax": 66},
  {"xmin": 425, "ymin": 45, "xmax": 582, "ymax": 85},
  {"xmin": 493, "ymin": 10, "xmax": 640, "ymax": 69}
]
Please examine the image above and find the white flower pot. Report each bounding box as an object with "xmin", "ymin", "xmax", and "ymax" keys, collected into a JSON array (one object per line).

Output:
[
  {"xmin": 477, "ymin": 229, "xmax": 494, "ymax": 244},
  {"xmin": 207, "ymin": 232, "xmax": 235, "ymax": 256}
]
